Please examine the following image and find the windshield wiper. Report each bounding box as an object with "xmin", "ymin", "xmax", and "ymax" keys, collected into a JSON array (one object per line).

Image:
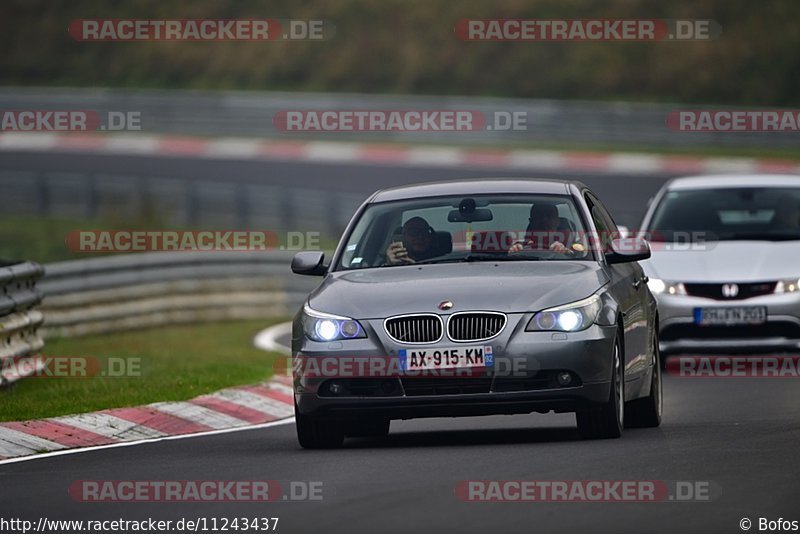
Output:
[
  {"xmin": 464, "ymin": 254, "xmax": 540, "ymax": 262},
  {"xmin": 716, "ymin": 233, "xmax": 800, "ymax": 242},
  {"xmin": 414, "ymin": 254, "xmax": 540, "ymax": 265}
]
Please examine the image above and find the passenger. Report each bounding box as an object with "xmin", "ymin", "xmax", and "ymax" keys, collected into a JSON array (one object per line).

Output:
[{"xmin": 509, "ymin": 203, "xmax": 572, "ymax": 254}]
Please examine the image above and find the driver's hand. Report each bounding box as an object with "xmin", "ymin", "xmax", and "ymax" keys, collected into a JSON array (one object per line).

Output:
[
  {"xmin": 509, "ymin": 240, "xmax": 572, "ymax": 254},
  {"xmin": 508, "ymin": 241, "xmax": 526, "ymax": 253},
  {"xmin": 386, "ymin": 242, "xmax": 415, "ymax": 265}
]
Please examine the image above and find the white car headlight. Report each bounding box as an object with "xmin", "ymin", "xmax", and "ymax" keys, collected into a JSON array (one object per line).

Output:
[
  {"xmin": 526, "ymin": 294, "xmax": 602, "ymax": 333},
  {"xmin": 775, "ymin": 278, "xmax": 800, "ymax": 294},
  {"xmin": 302, "ymin": 303, "xmax": 366, "ymax": 342},
  {"xmin": 647, "ymin": 278, "xmax": 686, "ymax": 295}
]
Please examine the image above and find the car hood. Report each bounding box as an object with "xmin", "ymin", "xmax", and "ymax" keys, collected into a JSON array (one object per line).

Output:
[
  {"xmin": 307, "ymin": 262, "xmax": 609, "ymax": 318},
  {"xmin": 641, "ymin": 241, "xmax": 800, "ymax": 282}
]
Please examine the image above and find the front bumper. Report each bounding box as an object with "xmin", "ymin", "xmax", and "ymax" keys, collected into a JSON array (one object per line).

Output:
[
  {"xmin": 655, "ymin": 291, "xmax": 800, "ymax": 353},
  {"xmin": 292, "ymin": 315, "xmax": 617, "ymax": 420}
]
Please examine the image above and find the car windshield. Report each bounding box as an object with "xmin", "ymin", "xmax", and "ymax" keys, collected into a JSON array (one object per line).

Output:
[
  {"xmin": 336, "ymin": 194, "xmax": 595, "ymax": 270},
  {"xmin": 648, "ymin": 187, "xmax": 800, "ymax": 242}
]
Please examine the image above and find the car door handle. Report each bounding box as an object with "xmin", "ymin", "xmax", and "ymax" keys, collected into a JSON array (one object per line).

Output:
[{"xmin": 633, "ymin": 276, "xmax": 648, "ymax": 289}]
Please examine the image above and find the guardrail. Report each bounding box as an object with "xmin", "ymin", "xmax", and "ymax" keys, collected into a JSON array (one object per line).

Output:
[
  {"xmin": 0, "ymin": 261, "xmax": 45, "ymax": 387},
  {"xmin": 39, "ymin": 251, "xmax": 320, "ymax": 338},
  {"xmin": 0, "ymin": 170, "xmax": 366, "ymax": 241},
  {"xmin": 0, "ymin": 86, "xmax": 795, "ymax": 149}
]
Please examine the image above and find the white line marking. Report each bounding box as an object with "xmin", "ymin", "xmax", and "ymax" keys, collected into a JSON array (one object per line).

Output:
[
  {"xmin": 608, "ymin": 153, "xmax": 666, "ymax": 174},
  {"xmin": 305, "ymin": 142, "xmax": 360, "ymax": 162},
  {"xmin": 507, "ymin": 150, "xmax": 566, "ymax": 170},
  {"xmin": 0, "ymin": 132, "xmax": 60, "ymax": 150},
  {"xmin": 407, "ymin": 147, "xmax": 464, "ymax": 166},
  {"xmin": 253, "ymin": 322, "xmax": 292, "ymax": 355},
  {"xmin": 204, "ymin": 138, "xmax": 262, "ymax": 158},
  {"xmin": 0, "ymin": 418, "xmax": 294, "ymax": 466},
  {"xmin": 702, "ymin": 158, "xmax": 758, "ymax": 174},
  {"xmin": 103, "ymin": 135, "xmax": 160, "ymax": 154}
]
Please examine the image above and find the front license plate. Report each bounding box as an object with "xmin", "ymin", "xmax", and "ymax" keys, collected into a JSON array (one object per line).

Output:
[
  {"xmin": 399, "ymin": 346, "xmax": 494, "ymax": 371},
  {"xmin": 694, "ymin": 306, "xmax": 767, "ymax": 326}
]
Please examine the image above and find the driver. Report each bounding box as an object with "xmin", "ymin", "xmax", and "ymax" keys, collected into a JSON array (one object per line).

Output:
[
  {"xmin": 774, "ymin": 197, "xmax": 800, "ymax": 230},
  {"xmin": 509, "ymin": 203, "xmax": 572, "ymax": 254},
  {"xmin": 386, "ymin": 217, "xmax": 439, "ymax": 265}
]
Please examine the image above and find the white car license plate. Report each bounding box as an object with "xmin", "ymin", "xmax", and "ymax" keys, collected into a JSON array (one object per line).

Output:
[
  {"xmin": 694, "ymin": 307, "xmax": 767, "ymax": 326},
  {"xmin": 399, "ymin": 346, "xmax": 493, "ymax": 371}
]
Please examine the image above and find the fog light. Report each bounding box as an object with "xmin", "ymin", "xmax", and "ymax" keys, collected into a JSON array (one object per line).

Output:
[
  {"xmin": 328, "ymin": 381, "xmax": 344, "ymax": 395},
  {"xmin": 557, "ymin": 372, "xmax": 573, "ymax": 386}
]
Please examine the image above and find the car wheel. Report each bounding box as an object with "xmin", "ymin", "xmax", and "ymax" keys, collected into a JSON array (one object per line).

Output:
[
  {"xmin": 345, "ymin": 417, "xmax": 391, "ymax": 438},
  {"xmin": 576, "ymin": 335, "xmax": 623, "ymax": 439},
  {"xmin": 295, "ymin": 402, "xmax": 345, "ymax": 449},
  {"xmin": 625, "ymin": 332, "xmax": 663, "ymax": 428}
]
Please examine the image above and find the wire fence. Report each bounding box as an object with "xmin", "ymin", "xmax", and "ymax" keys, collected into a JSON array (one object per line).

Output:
[{"xmin": 0, "ymin": 169, "xmax": 366, "ymax": 239}]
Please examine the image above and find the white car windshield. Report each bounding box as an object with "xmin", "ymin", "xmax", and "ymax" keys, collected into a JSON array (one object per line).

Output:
[{"xmin": 649, "ymin": 187, "xmax": 800, "ymax": 242}]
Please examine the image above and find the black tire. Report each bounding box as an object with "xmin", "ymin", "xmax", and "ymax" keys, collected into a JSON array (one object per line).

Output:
[
  {"xmin": 345, "ymin": 417, "xmax": 391, "ymax": 438},
  {"xmin": 626, "ymin": 333, "xmax": 663, "ymax": 428},
  {"xmin": 576, "ymin": 335, "xmax": 623, "ymax": 439},
  {"xmin": 295, "ymin": 404, "xmax": 345, "ymax": 449}
]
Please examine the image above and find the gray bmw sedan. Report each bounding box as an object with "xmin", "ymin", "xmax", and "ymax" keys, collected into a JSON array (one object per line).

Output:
[{"xmin": 290, "ymin": 179, "xmax": 661, "ymax": 448}]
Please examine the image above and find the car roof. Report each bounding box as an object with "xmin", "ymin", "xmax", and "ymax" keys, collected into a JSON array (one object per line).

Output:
[
  {"xmin": 371, "ymin": 179, "xmax": 587, "ymax": 203},
  {"xmin": 666, "ymin": 174, "xmax": 800, "ymax": 191}
]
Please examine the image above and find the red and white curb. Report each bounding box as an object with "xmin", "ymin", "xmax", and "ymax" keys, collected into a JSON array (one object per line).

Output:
[
  {"xmin": 0, "ymin": 325, "xmax": 295, "ymax": 462},
  {"xmin": 2, "ymin": 132, "xmax": 798, "ymax": 175},
  {"xmin": 0, "ymin": 377, "xmax": 293, "ymax": 461}
]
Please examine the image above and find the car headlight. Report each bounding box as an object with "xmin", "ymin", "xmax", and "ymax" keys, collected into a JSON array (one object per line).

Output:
[
  {"xmin": 302, "ymin": 303, "xmax": 366, "ymax": 342},
  {"xmin": 775, "ymin": 278, "xmax": 800, "ymax": 294},
  {"xmin": 526, "ymin": 294, "xmax": 602, "ymax": 333},
  {"xmin": 647, "ymin": 278, "xmax": 686, "ymax": 295}
]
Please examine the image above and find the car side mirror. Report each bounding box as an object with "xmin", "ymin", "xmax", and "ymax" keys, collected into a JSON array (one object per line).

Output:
[
  {"xmin": 605, "ymin": 238, "xmax": 651, "ymax": 264},
  {"xmin": 291, "ymin": 251, "xmax": 327, "ymax": 276}
]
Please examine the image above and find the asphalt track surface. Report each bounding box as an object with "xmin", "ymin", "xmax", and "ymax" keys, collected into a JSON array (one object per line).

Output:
[
  {"xmin": 2, "ymin": 376, "xmax": 800, "ymax": 533},
  {"xmin": 0, "ymin": 151, "xmax": 671, "ymax": 227},
  {"xmin": 2, "ymin": 151, "xmax": 799, "ymax": 533}
]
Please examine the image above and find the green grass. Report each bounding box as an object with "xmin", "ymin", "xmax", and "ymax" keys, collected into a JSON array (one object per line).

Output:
[
  {"xmin": 0, "ymin": 319, "xmax": 289, "ymax": 422},
  {"xmin": 0, "ymin": 215, "xmax": 159, "ymax": 264}
]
